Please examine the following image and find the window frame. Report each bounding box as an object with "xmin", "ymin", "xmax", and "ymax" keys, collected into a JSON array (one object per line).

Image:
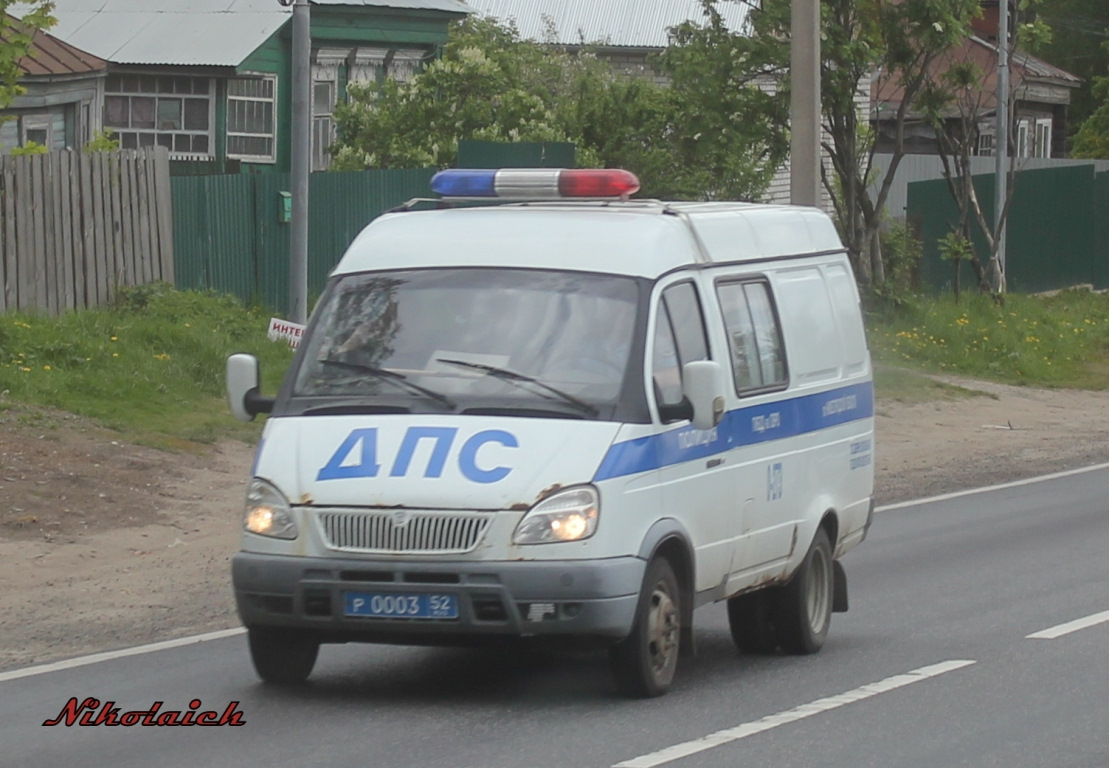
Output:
[
  {"xmin": 226, "ymin": 73, "xmax": 278, "ymax": 164},
  {"xmin": 311, "ymin": 78, "xmax": 336, "ymax": 171},
  {"xmin": 20, "ymin": 113, "xmax": 53, "ymax": 148},
  {"xmin": 103, "ymin": 73, "xmax": 214, "ymax": 157},
  {"xmin": 650, "ymin": 279, "xmax": 711, "ymax": 414},
  {"xmin": 1034, "ymin": 117, "xmax": 1052, "ymax": 159},
  {"xmin": 975, "ymin": 122, "xmax": 994, "ymax": 157},
  {"xmin": 714, "ymin": 276, "xmax": 789, "ymax": 397}
]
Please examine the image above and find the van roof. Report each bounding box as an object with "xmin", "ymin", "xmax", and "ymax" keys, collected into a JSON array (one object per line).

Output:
[{"xmin": 333, "ymin": 200, "xmax": 846, "ymax": 279}]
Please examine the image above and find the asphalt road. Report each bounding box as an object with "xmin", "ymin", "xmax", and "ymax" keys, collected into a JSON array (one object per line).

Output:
[{"xmin": 3, "ymin": 468, "xmax": 1107, "ymax": 768}]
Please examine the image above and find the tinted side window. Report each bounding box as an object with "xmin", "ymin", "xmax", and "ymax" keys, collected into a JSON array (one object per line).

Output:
[
  {"xmin": 716, "ymin": 280, "xmax": 787, "ymax": 393},
  {"xmin": 651, "ymin": 282, "xmax": 710, "ymax": 408}
]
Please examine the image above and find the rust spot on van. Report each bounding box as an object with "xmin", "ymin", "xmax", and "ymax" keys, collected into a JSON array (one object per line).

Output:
[
  {"xmin": 509, "ymin": 502, "xmax": 529, "ymax": 511},
  {"xmin": 299, "ymin": 493, "xmax": 314, "ymax": 505},
  {"xmin": 536, "ymin": 483, "xmax": 563, "ymax": 502}
]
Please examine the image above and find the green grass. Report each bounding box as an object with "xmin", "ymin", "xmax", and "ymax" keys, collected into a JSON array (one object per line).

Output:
[
  {"xmin": 2, "ymin": 284, "xmax": 1107, "ymax": 450},
  {"xmin": 867, "ymin": 288, "xmax": 1109, "ymax": 392},
  {"xmin": 0, "ymin": 283, "xmax": 294, "ymax": 450}
]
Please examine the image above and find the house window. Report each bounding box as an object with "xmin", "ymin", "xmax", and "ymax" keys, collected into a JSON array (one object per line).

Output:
[
  {"xmin": 1016, "ymin": 120, "xmax": 1029, "ymax": 158},
  {"xmin": 312, "ymin": 80, "xmax": 336, "ymax": 171},
  {"xmin": 227, "ymin": 75, "xmax": 277, "ymax": 163},
  {"xmin": 21, "ymin": 113, "xmax": 53, "ymax": 148},
  {"xmin": 975, "ymin": 123, "xmax": 994, "ymax": 157},
  {"xmin": 104, "ymin": 74, "xmax": 213, "ymax": 156},
  {"xmin": 1034, "ymin": 118, "xmax": 1052, "ymax": 158},
  {"xmin": 81, "ymin": 103, "xmax": 92, "ymax": 145}
]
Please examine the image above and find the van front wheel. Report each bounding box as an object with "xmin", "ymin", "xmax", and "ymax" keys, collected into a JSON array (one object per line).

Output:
[
  {"xmin": 609, "ymin": 558, "xmax": 682, "ymax": 698},
  {"xmin": 775, "ymin": 527, "xmax": 833, "ymax": 654},
  {"xmin": 248, "ymin": 627, "xmax": 319, "ymax": 685}
]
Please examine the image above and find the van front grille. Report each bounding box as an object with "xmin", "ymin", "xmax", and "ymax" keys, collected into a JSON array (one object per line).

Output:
[{"xmin": 315, "ymin": 509, "xmax": 493, "ymax": 554}]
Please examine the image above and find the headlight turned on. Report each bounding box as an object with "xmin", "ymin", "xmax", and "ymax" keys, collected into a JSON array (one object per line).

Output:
[
  {"xmin": 513, "ymin": 486, "xmax": 599, "ymax": 545},
  {"xmin": 243, "ymin": 478, "xmax": 297, "ymax": 540}
]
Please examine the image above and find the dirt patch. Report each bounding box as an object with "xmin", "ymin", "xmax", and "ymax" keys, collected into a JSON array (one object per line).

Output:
[{"xmin": 2, "ymin": 379, "xmax": 1109, "ymax": 671}]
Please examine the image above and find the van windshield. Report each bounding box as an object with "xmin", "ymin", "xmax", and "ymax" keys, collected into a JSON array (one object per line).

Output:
[{"xmin": 293, "ymin": 268, "xmax": 640, "ymax": 419}]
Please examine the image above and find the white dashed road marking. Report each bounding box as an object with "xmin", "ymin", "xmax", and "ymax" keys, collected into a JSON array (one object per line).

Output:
[
  {"xmin": 1027, "ymin": 610, "xmax": 1109, "ymax": 640},
  {"xmin": 612, "ymin": 660, "xmax": 978, "ymax": 768},
  {"xmin": 0, "ymin": 628, "xmax": 245, "ymax": 684}
]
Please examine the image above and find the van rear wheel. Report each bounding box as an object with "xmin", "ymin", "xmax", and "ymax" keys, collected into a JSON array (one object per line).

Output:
[
  {"xmin": 248, "ymin": 627, "xmax": 319, "ymax": 685},
  {"xmin": 609, "ymin": 558, "xmax": 682, "ymax": 698},
  {"xmin": 775, "ymin": 527, "xmax": 833, "ymax": 655},
  {"xmin": 726, "ymin": 590, "xmax": 779, "ymax": 654}
]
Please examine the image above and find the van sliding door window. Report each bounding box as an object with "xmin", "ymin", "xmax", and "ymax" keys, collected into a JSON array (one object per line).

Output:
[
  {"xmin": 716, "ymin": 280, "xmax": 787, "ymax": 393},
  {"xmin": 652, "ymin": 282, "xmax": 710, "ymax": 407}
]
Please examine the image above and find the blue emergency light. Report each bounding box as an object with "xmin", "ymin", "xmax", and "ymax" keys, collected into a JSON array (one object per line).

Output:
[{"xmin": 430, "ymin": 168, "xmax": 640, "ymax": 200}]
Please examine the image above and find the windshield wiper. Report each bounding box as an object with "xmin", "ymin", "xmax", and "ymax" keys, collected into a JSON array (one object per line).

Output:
[
  {"xmin": 435, "ymin": 358, "xmax": 598, "ymax": 416},
  {"xmin": 318, "ymin": 358, "xmax": 456, "ymax": 409}
]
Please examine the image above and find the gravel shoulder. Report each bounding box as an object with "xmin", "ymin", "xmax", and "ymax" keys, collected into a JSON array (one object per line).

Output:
[{"xmin": 3, "ymin": 378, "xmax": 1108, "ymax": 671}]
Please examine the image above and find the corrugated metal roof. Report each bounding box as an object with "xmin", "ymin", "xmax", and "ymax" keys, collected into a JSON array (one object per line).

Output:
[
  {"xmin": 11, "ymin": 0, "xmax": 468, "ymax": 67},
  {"xmin": 461, "ymin": 0, "xmax": 749, "ymax": 48},
  {"xmin": 312, "ymin": 0, "xmax": 470, "ymax": 11},
  {"xmin": 2, "ymin": 12, "xmax": 106, "ymax": 76}
]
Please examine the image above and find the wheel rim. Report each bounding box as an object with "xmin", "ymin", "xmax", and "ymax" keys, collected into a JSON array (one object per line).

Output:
[
  {"xmin": 805, "ymin": 546, "xmax": 831, "ymax": 635},
  {"xmin": 647, "ymin": 581, "xmax": 680, "ymax": 680}
]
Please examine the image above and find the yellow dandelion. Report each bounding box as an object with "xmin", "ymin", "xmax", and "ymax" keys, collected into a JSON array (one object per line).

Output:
[{"xmin": 43, "ymin": 365, "xmax": 51, "ymax": 371}]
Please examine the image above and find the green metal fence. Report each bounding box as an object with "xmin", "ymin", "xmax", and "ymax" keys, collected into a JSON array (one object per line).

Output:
[
  {"xmin": 171, "ymin": 168, "xmax": 434, "ymax": 313},
  {"xmin": 907, "ymin": 165, "xmax": 1106, "ymax": 294},
  {"xmin": 456, "ymin": 140, "xmax": 575, "ymax": 168}
]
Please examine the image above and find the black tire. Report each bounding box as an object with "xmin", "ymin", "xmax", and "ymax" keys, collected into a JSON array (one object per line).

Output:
[
  {"xmin": 609, "ymin": 558, "xmax": 682, "ymax": 698},
  {"xmin": 247, "ymin": 627, "xmax": 319, "ymax": 685},
  {"xmin": 775, "ymin": 527, "xmax": 834, "ymax": 655},
  {"xmin": 726, "ymin": 590, "xmax": 780, "ymax": 654}
]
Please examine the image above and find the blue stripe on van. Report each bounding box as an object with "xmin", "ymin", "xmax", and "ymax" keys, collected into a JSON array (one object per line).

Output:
[{"xmin": 592, "ymin": 381, "xmax": 874, "ymax": 482}]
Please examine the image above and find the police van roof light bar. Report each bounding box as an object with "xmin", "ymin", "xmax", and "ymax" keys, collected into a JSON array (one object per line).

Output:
[{"xmin": 430, "ymin": 168, "xmax": 640, "ymax": 200}]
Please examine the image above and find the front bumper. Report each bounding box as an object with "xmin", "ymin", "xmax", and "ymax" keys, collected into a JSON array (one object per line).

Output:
[{"xmin": 232, "ymin": 552, "xmax": 645, "ymax": 645}]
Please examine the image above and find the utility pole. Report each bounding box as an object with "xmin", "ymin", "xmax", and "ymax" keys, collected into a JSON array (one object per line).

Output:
[
  {"xmin": 790, "ymin": 0, "xmax": 821, "ymax": 207},
  {"xmin": 993, "ymin": 0, "xmax": 1009, "ymax": 293},
  {"xmin": 289, "ymin": 0, "xmax": 311, "ymax": 323}
]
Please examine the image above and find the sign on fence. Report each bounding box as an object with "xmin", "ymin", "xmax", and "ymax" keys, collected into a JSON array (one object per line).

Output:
[{"xmin": 268, "ymin": 317, "xmax": 305, "ymax": 348}]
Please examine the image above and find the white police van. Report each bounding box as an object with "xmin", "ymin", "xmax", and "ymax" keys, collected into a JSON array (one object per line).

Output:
[{"xmin": 227, "ymin": 168, "xmax": 874, "ymax": 697}]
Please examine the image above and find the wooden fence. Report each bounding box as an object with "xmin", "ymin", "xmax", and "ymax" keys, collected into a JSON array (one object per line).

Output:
[{"xmin": 0, "ymin": 146, "xmax": 174, "ymax": 315}]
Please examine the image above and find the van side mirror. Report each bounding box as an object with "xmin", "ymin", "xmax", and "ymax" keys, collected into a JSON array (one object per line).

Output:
[
  {"xmin": 227, "ymin": 353, "xmax": 275, "ymax": 422},
  {"xmin": 682, "ymin": 360, "xmax": 725, "ymax": 431}
]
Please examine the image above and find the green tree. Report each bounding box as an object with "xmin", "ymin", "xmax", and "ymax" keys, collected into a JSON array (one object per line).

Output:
[
  {"xmin": 917, "ymin": 1, "xmax": 1053, "ymax": 299},
  {"xmin": 330, "ymin": 12, "xmax": 787, "ymax": 201},
  {"xmin": 331, "ymin": 18, "xmax": 589, "ymax": 170},
  {"xmin": 1028, "ymin": 0, "xmax": 1109, "ymax": 130},
  {"xmin": 1072, "ymin": 73, "xmax": 1109, "ymax": 157},
  {"xmin": 732, "ymin": 0, "xmax": 980, "ymax": 288},
  {"xmin": 0, "ymin": 2, "xmax": 56, "ymax": 110},
  {"xmin": 651, "ymin": 2, "xmax": 789, "ymax": 200}
]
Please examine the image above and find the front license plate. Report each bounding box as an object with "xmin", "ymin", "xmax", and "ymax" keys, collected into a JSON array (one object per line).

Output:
[{"xmin": 343, "ymin": 591, "xmax": 459, "ymax": 620}]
